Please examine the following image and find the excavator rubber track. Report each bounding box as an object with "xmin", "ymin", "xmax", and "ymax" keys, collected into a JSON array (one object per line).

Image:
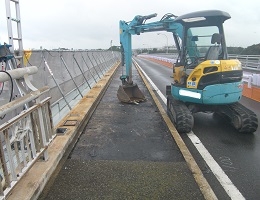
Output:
[
  {"xmin": 167, "ymin": 95, "xmax": 194, "ymax": 133},
  {"xmin": 216, "ymin": 102, "xmax": 258, "ymax": 133}
]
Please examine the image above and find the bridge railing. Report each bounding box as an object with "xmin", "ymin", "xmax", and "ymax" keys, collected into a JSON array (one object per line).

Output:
[
  {"xmin": 0, "ymin": 87, "xmax": 54, "ymax": 198},
  {"xmin": 34, "ymin": 50, "xmax": 120, "ymax": 125},
  {"xmin": 229, "ymin": 54, "xmax": 260, "ymax": 71}
]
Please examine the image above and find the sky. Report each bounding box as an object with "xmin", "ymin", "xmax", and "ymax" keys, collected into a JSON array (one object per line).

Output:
[{"xmin": 0, "ymin": 0, "xmax": 259, "ymax": 50}]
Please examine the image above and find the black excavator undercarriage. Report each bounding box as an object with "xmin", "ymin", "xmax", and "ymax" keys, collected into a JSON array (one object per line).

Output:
[{"xmin": 167, "ymin": 95, "xmax": 258, "ymax": 134}]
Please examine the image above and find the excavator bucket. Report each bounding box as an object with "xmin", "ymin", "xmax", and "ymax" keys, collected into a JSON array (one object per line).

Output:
[{"xmin": 117, "ymin": 84, "xmax": 146, "ymax": 104}]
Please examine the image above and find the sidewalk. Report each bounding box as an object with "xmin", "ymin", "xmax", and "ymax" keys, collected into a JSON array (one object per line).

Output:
[{"xmin": 39, "ymin": 66, "xmax": 204, "ymax": 199}]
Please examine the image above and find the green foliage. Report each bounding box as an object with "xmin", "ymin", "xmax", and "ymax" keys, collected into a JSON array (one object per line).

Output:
[
  {"xmin": 227, "ymin": 44, "xmax": 260, "ymax": 55},
  {"xmin": 242, "ymin": 43, "xmax": 260, "ymax": 55},
  {"xmin": 227, "ymin": 47, "xmax": 244, "ymax": 54}
]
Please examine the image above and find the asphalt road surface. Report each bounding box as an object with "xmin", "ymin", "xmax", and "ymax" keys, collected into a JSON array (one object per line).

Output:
[{"xmin": 135, "ymin": 56, "xmax": 260, "ymax": 200}]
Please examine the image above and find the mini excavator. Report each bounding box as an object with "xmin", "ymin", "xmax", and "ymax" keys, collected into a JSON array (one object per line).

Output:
[{"xmin": 118, "ymin": 10, "xmax": 258, "ymax": 133}]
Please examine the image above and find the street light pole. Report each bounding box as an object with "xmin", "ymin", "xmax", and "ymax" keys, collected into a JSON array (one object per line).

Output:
[{"xmin": 157, "ymin": 33, "xmax": 168, "ymax": 54}]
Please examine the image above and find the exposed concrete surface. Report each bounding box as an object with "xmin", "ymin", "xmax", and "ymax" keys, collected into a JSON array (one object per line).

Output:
[{"xmin": 39, "ymin": 66, "xmax": 204, "ymax": 199}]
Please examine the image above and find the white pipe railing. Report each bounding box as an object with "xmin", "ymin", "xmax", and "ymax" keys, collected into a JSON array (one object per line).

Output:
[
  {"xmin": 0, "ymin": 94, "xmax": 55, "ymax": 198},
  {"xmin": 0, "ymin": 66, "xmax": 38, "ymax": 82},
  {"xmin": 229, "ymin": 54, "xmax": 260, "ymax": 71}
]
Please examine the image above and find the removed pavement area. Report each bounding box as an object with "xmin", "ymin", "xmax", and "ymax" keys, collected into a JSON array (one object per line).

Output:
[{"xmin": 38, "ymin": 65, "xmax": 205, "ymax": 199}]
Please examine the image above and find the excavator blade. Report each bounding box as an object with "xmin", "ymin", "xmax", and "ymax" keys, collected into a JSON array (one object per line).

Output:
[{"xmin": 117, "ymin": 84, "xmax": 146, "ymax": 104}]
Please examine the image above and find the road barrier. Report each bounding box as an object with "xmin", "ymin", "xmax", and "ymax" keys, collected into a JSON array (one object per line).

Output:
[{"xmin": 229, "ymin": 54, "xmax": 260, "ymax": 71}]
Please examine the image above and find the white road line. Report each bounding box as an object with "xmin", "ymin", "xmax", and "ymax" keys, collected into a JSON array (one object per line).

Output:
[
  {"xmin": 187, "ymin": 132, "xmax": 245, "ymax": 200},
  {"xmin": 135, "ymin": 61, "xmax": 167, "ymax": 105},
  {"xmin": 136, "ymin": 59, "xmax": 245, "ymax": 200}
]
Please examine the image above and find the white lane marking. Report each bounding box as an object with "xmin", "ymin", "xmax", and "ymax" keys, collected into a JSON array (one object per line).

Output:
[
  {"xmin": 135, "ymin": 59, "xmax": 245, "ymax": 200},
  {"xmin": 187, "ymin": 132, "xmax": 245, "ymax": 200},
  {"xmin": 135, "ymin": 60, "xmax": 167, "ymax": 105}
]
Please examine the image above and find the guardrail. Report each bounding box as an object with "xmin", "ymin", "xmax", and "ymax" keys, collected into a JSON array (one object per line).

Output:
[
  {"xmin": 0, "ymin": 86, "xmax": 54, "ymax": 198},
  {"xmin": 229, "ymin": 54, "xmax": 260, "ymax": 71},
  {"xmin": 25, "ymin": 50, "xmax": 121, "ymax": 125}
]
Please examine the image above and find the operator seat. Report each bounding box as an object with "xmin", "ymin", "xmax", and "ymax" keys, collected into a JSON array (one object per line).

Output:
[{"xmin": 205, "ymin": 33, "xmax": 222, "ymax": 60}]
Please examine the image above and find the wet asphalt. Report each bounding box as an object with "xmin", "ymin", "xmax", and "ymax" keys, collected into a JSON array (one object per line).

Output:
[{"xmin": 39, "ymin": 65, "xmax": 204, "ymax": 199}]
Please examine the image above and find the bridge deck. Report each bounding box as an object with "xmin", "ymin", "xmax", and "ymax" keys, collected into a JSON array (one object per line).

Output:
[{"xmin": 38, "ymin": 66, "xmax": 203, "ymax": 199}]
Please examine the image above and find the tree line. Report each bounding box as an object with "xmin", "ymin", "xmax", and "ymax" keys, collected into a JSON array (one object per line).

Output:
[
  {"xmin": 109, "ymin": 43, "xmax": 260, "ymax": 55},
  {"xmin": 227, "ymin": 44, "xmax": 260, "ymax": 55}
]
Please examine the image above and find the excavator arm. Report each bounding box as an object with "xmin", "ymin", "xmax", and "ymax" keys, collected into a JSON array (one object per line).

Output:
[
  {"xmin": 119, "ymin": 13, "xmax": 183, "ymax": 84},
  {"xmin": 118, "ymin": 13, "xmax": 183, "ymax": 104}
]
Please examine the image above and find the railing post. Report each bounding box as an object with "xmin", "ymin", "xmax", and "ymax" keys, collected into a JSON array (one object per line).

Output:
[
  {"xmin": 97, "ymin": 52, "xmax": 108, "ymax": 71},
  {"xmin": 36, "ymin": 102, "xmax": 48, "ymax": 160},
  {"xmin": 0, "ymin": 135, "xmax": 11, "ymax": 188},
  {"xmin": 42, "ymin": 53, "xmax": 72, "ymax": 110},
  {"xmin": 258, "ymin": 58, "xmax": 260, "ymax": 70},
  {"xmin": 101, "ymin": 52, "xmax": 110, "ymax": 70},
  {"xmin": 60, "ymin": 55, "xmax": 83, "ymax": 98},
  {"xmin": 81, "ymin": 52, "xmax": 97, "ymax": 83},
  {"xmin": 4, "ymin": 129, "xmax": 17, "ymax": 181},
  {"xmin": 91, "ymin": 52, "xmax": 104, "ymax": 76},
  {"xmin": 72, "ymin": 54, "xmax": 92, "ymax": 89},
  {"xmin": 87, "ymin": 52, "xmax": 101, "ymax": 79}
]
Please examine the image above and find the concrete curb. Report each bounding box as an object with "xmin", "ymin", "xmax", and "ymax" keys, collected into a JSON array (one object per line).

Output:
[{"xmin": 7, "ymin": 62, "xmax": 120, "ymax": 200}]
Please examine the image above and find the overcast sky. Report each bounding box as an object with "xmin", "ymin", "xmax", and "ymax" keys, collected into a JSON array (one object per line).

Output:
[{"xmin": 0, "ymin": 0, "xmax": 259, "ymax": 50}]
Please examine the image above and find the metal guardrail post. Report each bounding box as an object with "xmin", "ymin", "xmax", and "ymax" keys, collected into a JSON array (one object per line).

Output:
[
  {"xmin": 245, "ymin": 55, "xmax": 248, "ymax": 68},
  {"xmin": 60, "ymin": 55, "xmax": 83, "ymax": 98},
  {"xmin": 91, "ymin": 52, "xmax": 104, "ymax": 76},
  {"xmin": 72, "ymin": 54, "xmax": 91, "ymax": 89},
  {"xmin": 81, "ymin": 53, "xmax": 97, "ymax": 83},
  {"xmin": 96, "ymin": 52, "xmax": 108, "ymax": 71},
  {"xmin": 110, "ymin": 51, "xmax": 116, "ymax": 66},
  {"xmin": 100, "ymin": 52, "xmax": 110, "ymax": 70},
  {"xmin": 37, "ymin": 101, "xmax": 48, "ymax": 160},
  {"xmin": 4, "ymin": 129, "xmax": 17, "ymax": 181},
  {"xmin": 86, "ymin": 52, "xmax": 101, "ymax": 79},
  {"xmin": 42, "ymin": 53, "xmax": 72, "ymax": 110}
]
